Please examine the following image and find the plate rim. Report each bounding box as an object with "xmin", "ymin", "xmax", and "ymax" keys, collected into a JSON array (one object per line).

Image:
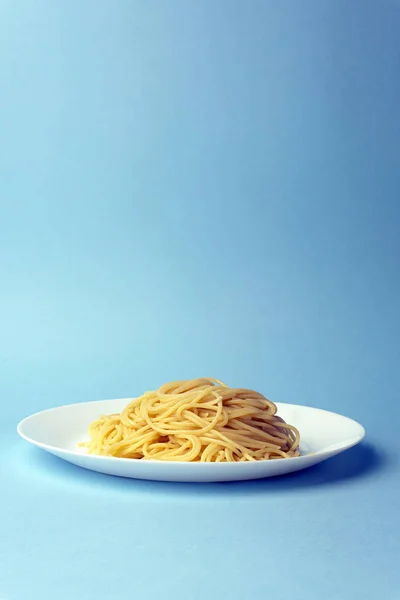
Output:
[{"xmin": 16, "ymin": 399, "xmax": 366, "ymax": 467}]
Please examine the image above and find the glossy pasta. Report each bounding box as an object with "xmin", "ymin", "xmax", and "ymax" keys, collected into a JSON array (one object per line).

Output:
[{"xmin": 81, "ymin": 378, "xmax": 300, "ymax": 462}]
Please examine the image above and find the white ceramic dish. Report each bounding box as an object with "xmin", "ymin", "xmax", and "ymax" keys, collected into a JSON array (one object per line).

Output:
[{"xmin": 17, "ymin": 399, "xmax": 365, "ymax": 482}]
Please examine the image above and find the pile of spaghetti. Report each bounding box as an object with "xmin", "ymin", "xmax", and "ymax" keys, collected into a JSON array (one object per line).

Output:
[{"xmin": 82, "ymin": 378, "xmax": 300, "ymax": 462}]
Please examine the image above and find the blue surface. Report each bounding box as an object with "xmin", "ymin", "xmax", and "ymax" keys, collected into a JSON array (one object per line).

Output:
[{"xmin": 1, "ymin": 1, "xmax": 399, "ymax": 598}]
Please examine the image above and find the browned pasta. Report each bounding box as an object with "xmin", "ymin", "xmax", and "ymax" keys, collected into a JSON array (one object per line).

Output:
[{"xmin": 81, "ymin": 378, "xmax": 300, "ymax": 462}]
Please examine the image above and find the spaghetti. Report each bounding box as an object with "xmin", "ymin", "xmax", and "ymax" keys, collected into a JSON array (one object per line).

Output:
[{"xmin": 82, "ymin": 378, "xmax": 300, "ymax": 462}]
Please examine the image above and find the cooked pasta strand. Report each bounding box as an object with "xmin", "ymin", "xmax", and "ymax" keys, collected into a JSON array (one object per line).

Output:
[{"xmin": 80, "ymin": 379, "xmax": 300, "ymax": 462}]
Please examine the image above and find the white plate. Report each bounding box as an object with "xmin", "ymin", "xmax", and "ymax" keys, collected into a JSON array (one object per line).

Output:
[{"xmin": 17, "ymin": 399, "xmax": 365, "ymax": 482}]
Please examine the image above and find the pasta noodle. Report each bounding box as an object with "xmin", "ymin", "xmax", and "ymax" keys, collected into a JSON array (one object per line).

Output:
[{"xmin": 81, "ymin": 378, "xmax": 300, "ymax": 462}]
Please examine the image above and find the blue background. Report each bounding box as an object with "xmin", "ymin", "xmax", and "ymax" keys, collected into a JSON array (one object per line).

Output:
[{"xmin": 1, "ymin": 1, "xmax": 399, "ymax": 598}]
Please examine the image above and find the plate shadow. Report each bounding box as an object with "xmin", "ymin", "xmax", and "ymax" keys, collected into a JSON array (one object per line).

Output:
[{"xmin": 14, "ymin": 440, "xmax": 389, "ymax": 499}]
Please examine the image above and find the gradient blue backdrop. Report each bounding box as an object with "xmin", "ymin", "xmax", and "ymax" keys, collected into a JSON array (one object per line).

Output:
[{"xmin": 1, "ymin": 1, "xmax": 399, "ymax": 599}]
